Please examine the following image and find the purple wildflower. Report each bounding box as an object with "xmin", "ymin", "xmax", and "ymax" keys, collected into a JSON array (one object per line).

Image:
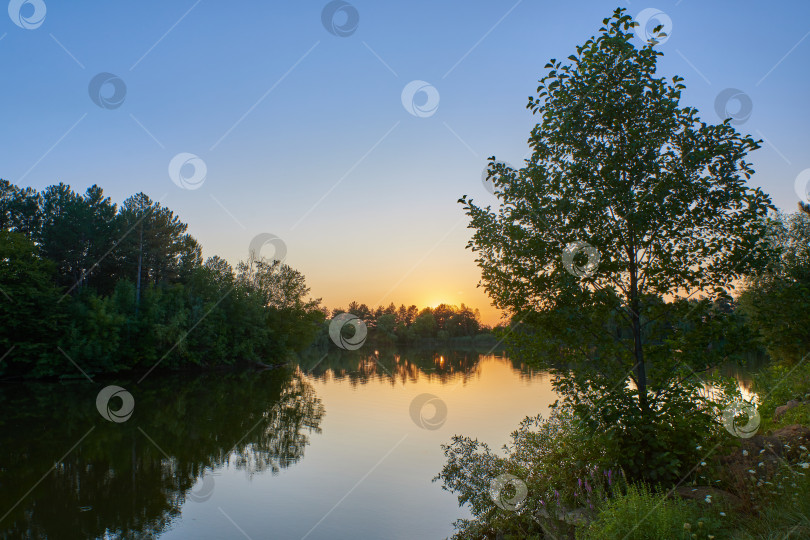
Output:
[{"xmin": 608, "ymin": 469, "xmax": 613, "ymax": 486}]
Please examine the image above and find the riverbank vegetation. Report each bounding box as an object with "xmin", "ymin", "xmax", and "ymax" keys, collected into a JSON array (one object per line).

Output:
[
  {"xmin": 0, "ymin": 181, "xmax": 324, "ymax": 379},
  {"xmin": 439, "ymin": 8, "xmax": 810, "ymax": 538}
]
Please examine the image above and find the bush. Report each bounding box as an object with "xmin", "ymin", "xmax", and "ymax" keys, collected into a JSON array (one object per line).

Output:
[
  {"xmin": 578, "ymin": 483, "xmax": 726, "ymax": 540},
  {"xmin": 434, "ymin": 406, "xmax": 625, "ymax": 539},
  {"xmin": 738, "ymin": 210, "xmax": 810, "ymax": 365},
  {"xmin": 753, "ymin": 359, "xmax": 810, "ymax": 422}
]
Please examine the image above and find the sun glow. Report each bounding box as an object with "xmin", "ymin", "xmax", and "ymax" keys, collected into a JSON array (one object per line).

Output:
[{"xmin": 425, "ymin": 297, "xmax": 453, "ymax": 308}]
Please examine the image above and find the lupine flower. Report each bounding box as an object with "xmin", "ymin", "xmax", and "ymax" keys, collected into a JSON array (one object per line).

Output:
[{"xmin": 608, "ymin": 469, "xmax": 613, "ymax": 485}]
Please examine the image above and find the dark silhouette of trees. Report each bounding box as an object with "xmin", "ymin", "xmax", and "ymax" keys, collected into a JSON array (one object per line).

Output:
[
  {"xmin": 0, "ymin": 180, "xmax": 324, "ymax": 378},
  {"xmin": 460, "ymin": 8, "xmax": 774, "ymax": 483}
]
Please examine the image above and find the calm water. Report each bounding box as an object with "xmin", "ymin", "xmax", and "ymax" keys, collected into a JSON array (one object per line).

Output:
[{"xmin": 0, "ymin": 350, "xmax": 560, "ymax": 539}]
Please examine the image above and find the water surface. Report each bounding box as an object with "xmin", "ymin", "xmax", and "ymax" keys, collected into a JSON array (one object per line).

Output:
[{"xmin": 0, "ymin": 350, "xmax": 557, "ymax": 539}]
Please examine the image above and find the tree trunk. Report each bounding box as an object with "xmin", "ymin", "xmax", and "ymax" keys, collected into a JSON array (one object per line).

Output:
[
  {"xmin": 135, "ymin": 223, "xmax": 143, "ymax": 314},
  {"xmin": 631, "ymin": 292, "xmax": 648, "ymax": 414},
  {"xmin": 629, "ymin": 258, "xmax": 648, "ymax": 412}
]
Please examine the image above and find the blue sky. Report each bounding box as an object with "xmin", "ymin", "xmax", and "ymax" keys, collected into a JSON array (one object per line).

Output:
[{"xmin": 2, "ymin": 0, "xmax": 809, "ymax": 323}]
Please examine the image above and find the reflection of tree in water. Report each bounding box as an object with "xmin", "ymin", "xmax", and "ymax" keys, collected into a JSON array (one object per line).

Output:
[
  {"xmin": 296, "ymin": 347, "xmax": 544, "ymax": 386},
  {"xmin": 230, "ymin": 375, "xmax": 324, "ymax": 477},
  {"xmin": 0, "ymin": 369, "xmax": 323, "ymax": 540},
  {"xmin": 717, "ymin": 354, "xmax": 769, "ymax": 394}
]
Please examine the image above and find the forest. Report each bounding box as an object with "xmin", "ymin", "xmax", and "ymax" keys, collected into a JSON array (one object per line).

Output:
[{"xmin": 0, "ymin": 179, "xmax": 324, "ymax": 379}]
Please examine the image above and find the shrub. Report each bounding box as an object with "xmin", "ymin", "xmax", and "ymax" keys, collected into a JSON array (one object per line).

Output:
[
  {"xmin": 434, "ymin": 405, "xmax": 624, "ymax": 539},
  {"xmin": 753, "ymin": 359, "xmax": 810, "ymax": 421},
  {"xmin": 578, "ymin": 483, "xmax": 726, "ymax": 540}
]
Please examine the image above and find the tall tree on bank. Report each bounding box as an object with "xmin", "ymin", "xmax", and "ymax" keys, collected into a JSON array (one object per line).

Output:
[
  {"xmin": 460, "ymin": 9, "xmax": 773, "ymax": 481},
  {"xmin": 119, "ymin": 193, "xmax": 194, "ymax": 305},
  {"xmin": 39, "ymin": 183, "xmax": 120, "ymax": 293}
]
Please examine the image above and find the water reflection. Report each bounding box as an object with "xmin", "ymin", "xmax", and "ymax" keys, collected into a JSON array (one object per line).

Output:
[
  {"xmin": 2, "ymin": 349, "xmax": 749, "ymax": 539},
  {"xmin": 296, "ymin": 347, "xmax": 543, "ymax": 385},
  {"xmin": 0, "ymin": 369, "xmax": 324, "ymax": 540}
]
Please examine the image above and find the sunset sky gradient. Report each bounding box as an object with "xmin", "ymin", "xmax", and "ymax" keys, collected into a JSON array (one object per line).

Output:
[{"xmin": 3, "ymin": 0, "xmax": 809, "ymax": 325}]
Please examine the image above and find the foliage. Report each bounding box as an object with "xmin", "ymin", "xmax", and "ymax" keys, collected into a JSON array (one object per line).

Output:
[
  {"xmin": 738, "ymin": 210, "xmax": 810, "ymax": 365},
  {"xmin": 459, "ymin": 7, "xmax": 773, "ymax": 484},
  {"xmin": 753, "ymin": 358, "xmax": 810, "ymax": 422},
  {"xmin": 0, "ymin": 231, "xmax": 64, "ymax": 377},
  {"xmin": 0, "ymin": 180, "xmax": 324, "ymax": 378},
  {"xmin": 325, "ymin": 301, "xmax": 490, "ymax": 344},
  {"xmin": 578, "ymin": 483, "xmax": 726, "ymax": 540},
  {"xmin": 434, "ymin": 405, "xmax": 626, "ymax": 539}
]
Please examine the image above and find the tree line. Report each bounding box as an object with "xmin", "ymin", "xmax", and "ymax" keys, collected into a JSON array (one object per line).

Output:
[
  {"xmin": 327, "ymin": 301, "xmax": 498, "ymax": 344},
  {"xmin": 0, "ymin": 179, "xmax": 325, "ymax": 378}
]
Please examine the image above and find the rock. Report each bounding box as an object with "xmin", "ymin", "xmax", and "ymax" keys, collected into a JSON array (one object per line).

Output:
[
  {"xmin": 771, "ymin": 423, "xmax": 810, "ymax": 441},
  {"xmin": 717, "ymin": 425, "xmax": 810, "ymax": 493},
  {"xmin": 718, "ymin": 435, "xmax": 783, "ymax": 485},
  {"xmin": 774, "ymin": 400, "xmax": 802, "ymax": 420}
]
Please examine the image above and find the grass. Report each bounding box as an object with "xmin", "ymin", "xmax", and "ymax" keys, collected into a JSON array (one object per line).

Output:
[{"xmin": 577, "ymin": 483, "xmax": 728, "ymax": 540}]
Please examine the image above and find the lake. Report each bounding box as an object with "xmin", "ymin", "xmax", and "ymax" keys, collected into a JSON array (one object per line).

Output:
[
  {"xmin": 0, "ymin": 348, "xmax": 763, "ymax": 539},
  {"xmin": 0, "ymin": 349, "xmax": 561, "ymax": 539}
]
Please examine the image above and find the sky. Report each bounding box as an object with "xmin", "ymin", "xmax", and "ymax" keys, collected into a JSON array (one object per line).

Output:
[{"xmin": 2, "ymin": 0, "xmax": 809, "ymax": 326}]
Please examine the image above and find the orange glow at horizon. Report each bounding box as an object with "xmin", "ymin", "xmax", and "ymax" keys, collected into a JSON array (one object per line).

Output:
[
  {"xmin": 315, "ymin": 286, "xmax": 506, "ymax": 327},
  {"xmin": 293, "ymin": 225, "xmax": 508, "ymax": 328}
]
